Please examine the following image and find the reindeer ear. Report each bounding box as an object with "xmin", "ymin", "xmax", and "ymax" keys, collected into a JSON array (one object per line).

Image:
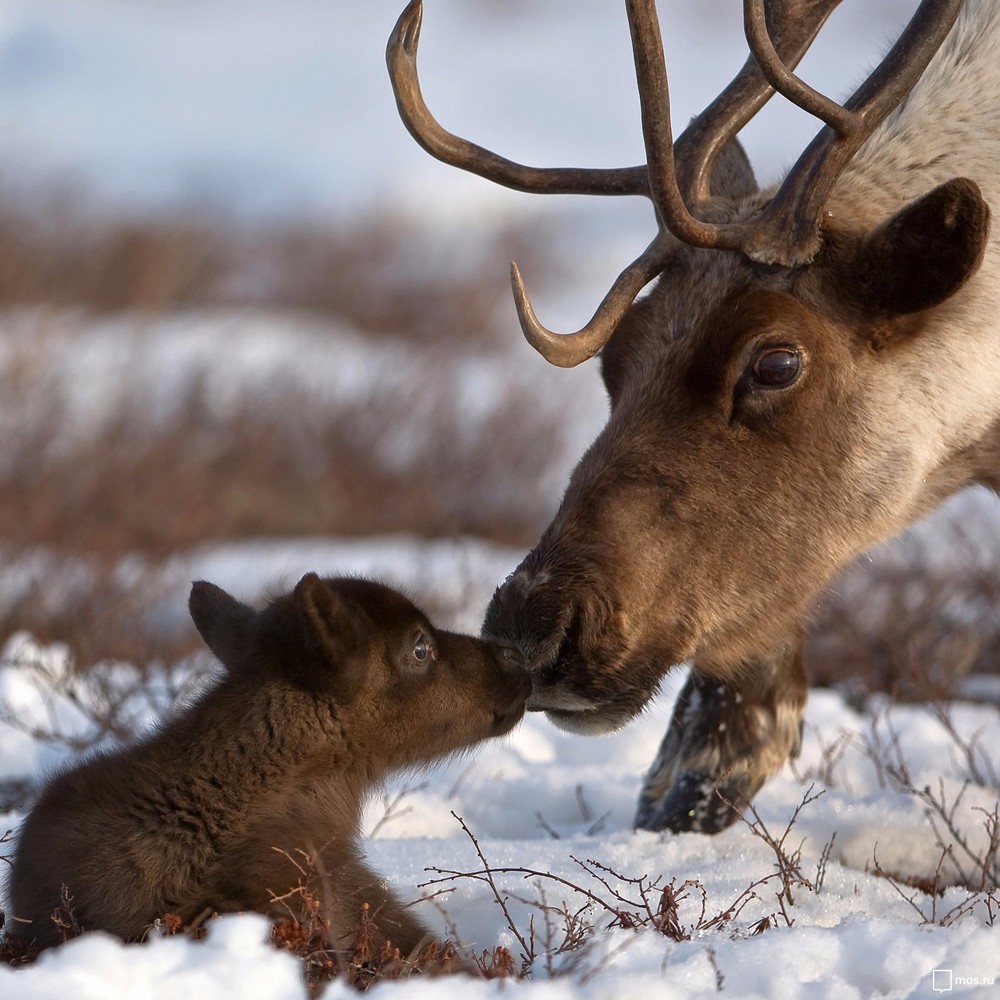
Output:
[
  {"xmin": 857, "ymin": 177, "xmax": 990, "ymax": 322},
  {"xmin": 294, "ymin": 573, "xmax": 370, "ymax": 701},
  {"xmin": 709, "ymin": 137, "xmax": 757, "ymax": 200},
  {"xmin": 189, "ymin": 581, "xmax": 255, "ymax": 671}
]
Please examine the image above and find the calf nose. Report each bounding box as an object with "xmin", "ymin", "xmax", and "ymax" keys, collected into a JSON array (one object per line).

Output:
[{"xmin": 494, "ymin": 642, "xmax": 526, "ymax": 674}]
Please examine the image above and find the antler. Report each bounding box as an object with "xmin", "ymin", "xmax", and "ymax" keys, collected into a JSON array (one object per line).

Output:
[
  {"xmin": 387, "ymin": 1, "xmax": 648, "ymax": 198},
  {"xmin": 387, "ymin": 0, "xmax": 963, "ymax": 367},
  {"xmin": 387, "ymin": 0, "xmax": 658, "ymax": 367},
  {"xmin": 672, "ymin": 0, "xmax": 848, "ymax": 206}
]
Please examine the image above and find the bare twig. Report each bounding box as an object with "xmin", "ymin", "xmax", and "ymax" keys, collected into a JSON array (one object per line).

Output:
[
  {"xmin": 717, "ymin": 783, "xmax": 825, "ymax": 925},
  {"xmin": 368, "ymin": 782, "xmax": 429, "ymax": 839},
  {"xmin": 535, "ymin": 812, "xmax": 561, "ymax": 840},
  {"xmin": 435, "ymin": 812, "xmax": 534, "ymax": 964}
]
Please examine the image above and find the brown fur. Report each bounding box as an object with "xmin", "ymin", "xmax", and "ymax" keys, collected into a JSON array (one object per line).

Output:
[
  {"xmin": 4, "ymin": 574, "xmax": 530, "ymax": 951},
  {"xmin": 484, "ymin": 131, "xmax": 995, "ymax": 832}
]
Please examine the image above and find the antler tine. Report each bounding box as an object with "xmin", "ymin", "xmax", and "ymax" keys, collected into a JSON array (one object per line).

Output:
[
  {"xmin": 675, "ymin": 0, "xmax": 845, "ymax": 205},
  {"xmin": 742, "ymin": 1, "xmax": 855, "ymax": 138},
  {"xmin": 386, "ymin": 0, "xmax": 648, "ymax": 197},
  {"xmin": 745, "ymin": 0, "xmax": 964, "ymax": 265},
  {"xmin": 628, "ymin": 1, "xmax": 705, "ymax": 243},
  {"xmin": 511, "ymin": 234, "xmax": 676, "ymax": 368}
]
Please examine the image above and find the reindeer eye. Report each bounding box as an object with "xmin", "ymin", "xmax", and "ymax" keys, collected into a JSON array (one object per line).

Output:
[
  {"xmin": 750, "ymin": 347, "xmax": 801, "ymax": 388},
  {"xmin": 412, "ymin": 635, "xmax": 433, "ymax": 663}
]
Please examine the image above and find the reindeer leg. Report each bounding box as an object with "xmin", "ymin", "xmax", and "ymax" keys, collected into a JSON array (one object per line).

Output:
[{"xmin": 634, "ymin": 638, "xmax": 807, "ymax": 834}]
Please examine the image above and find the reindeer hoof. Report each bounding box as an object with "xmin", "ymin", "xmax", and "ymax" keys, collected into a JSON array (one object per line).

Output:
[
  {"xmin": 634, "ymin": 769, "xmax": 749, "ymax": 834},
  {"xmin": 633, "ymin": 666, "xmax": 804, "ymax": 834}
]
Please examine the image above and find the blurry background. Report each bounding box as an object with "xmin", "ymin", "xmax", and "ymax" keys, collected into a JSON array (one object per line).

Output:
[{"xmin": 0, "ymin": 0, "xmax": 997, "ymax": 699}]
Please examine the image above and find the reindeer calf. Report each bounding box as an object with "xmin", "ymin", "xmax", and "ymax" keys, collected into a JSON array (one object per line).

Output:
[{"xmin": 4, "ymin": 573, "xmax": 530, "ymax": 952}]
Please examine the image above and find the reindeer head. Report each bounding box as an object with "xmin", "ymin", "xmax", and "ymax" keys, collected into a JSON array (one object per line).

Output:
[{"xmin": 388, "ymin": 0, "xmax": 991, "ymax": 733}]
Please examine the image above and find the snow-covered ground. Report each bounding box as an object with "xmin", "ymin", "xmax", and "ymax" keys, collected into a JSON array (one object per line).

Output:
[
  {"xmin": 0, "ymin": 300, "xmax": 998, "ymax": 995},
  {"xmin": 1, "ymin": 538, "xmax": 999, "ymax": 998}
]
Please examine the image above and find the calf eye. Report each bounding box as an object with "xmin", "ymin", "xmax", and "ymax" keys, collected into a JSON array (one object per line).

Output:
[
  {"xmin": 750, "ymin": 346, "xmax": 801, "ymax": 388},
  {"xmin": 400, "ymin": 632, "xmax": 437, "ymax": 676},
  {"xmin": 408, "ymin": 633, "xmax": 438, "ymax": 670}
]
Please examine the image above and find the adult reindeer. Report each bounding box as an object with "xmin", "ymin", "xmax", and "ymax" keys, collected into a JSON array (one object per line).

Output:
[{"xmin": 387, "ymin": 0, "xmax": 999, "ymax": 833}]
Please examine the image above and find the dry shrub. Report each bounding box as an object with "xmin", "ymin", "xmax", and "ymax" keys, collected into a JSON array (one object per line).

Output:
[
  {"xmin": 409, "ymin": 799, "xmax": 838, "ymax": 982},
  {"xmin": 0, "ymin": 181, "xmax": 556, "ymax": 347},
  {"xmin": 0, "ymin": 875, "xmax": 514, "ymax": 993},
  {"xmin": 0, "ymin": 187, "xmax": 227, "ymax": 315},
  {"xmin": 419, "ymin": 783, "xmax": 997, "ymax": 979},
  {"xmin": 267, "ymin": 884, "xmax": 481, "ymax": 994},
  {"xmin": 0, "ymin": 569, "xmax": 201, "ymax": 711},
  {"xmin": 0, "ymin": 356, "xmax": 563, "ymax": 555},
  {"xmin": 806, "ymin": 527, "xmax": 1000, "ymax": 702},
  {"xmin": 0, "ymin": 361, "xmax": 568, "ymax": 667},
  {"xmin": 240, "ymin": 216, "xmax": 556, "ymax": 347}
]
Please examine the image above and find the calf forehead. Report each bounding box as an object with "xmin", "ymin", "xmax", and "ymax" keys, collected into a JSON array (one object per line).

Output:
[{"xmin": 323, "ymin": 577, "xmax": 425, "ymax": 629}]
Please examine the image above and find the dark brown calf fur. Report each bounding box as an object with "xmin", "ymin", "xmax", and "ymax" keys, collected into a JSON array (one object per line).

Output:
[{"xmin": 3, "ymin": 574, "xmax": 529, "ymax": 951}]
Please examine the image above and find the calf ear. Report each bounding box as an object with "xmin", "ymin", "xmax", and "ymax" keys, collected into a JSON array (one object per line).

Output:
[
  {"xmin": 189, "ymin": 581, "xmax": 256, "ymax": 671},
  {"xmin": 294, "ymin": 573, "xmax": 369, "ymax": 701},
  {"xmin": 857, "ymin": 177, "xmax": 990, "ymax": 321}
]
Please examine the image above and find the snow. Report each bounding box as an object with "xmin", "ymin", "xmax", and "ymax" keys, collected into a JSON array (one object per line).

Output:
[
  {"xmin": 0, "ymin": 915, "xmax": 304, "ymax": 1000},
  {"xmin": 2, "ymin": 546, "xmax": 999, "ymax": 998}
]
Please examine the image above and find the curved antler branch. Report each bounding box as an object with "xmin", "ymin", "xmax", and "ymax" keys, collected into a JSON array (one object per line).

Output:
[
  {"xmin": 510, "ymin": 233, "xmax": 676, "ymax": 368},
  {"xmin": 749, "ymin": 0, "xmax": 964, "ymax": 265},
  {"xmin": 742, "ymin": 0, "xmax": 856, "ymax": 137},
  {"xmin": 387, "ymin": 0, "xmax": 648, "ymax": 197},
  {"xmin": 675, "ymin": 0, "xmax": 846, "ymax": 204}
]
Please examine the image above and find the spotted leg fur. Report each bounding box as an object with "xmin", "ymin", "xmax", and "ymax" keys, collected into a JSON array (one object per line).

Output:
[{"xmin": 634, "ymin": 639, "xmax": 807, "ymax": 834}]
